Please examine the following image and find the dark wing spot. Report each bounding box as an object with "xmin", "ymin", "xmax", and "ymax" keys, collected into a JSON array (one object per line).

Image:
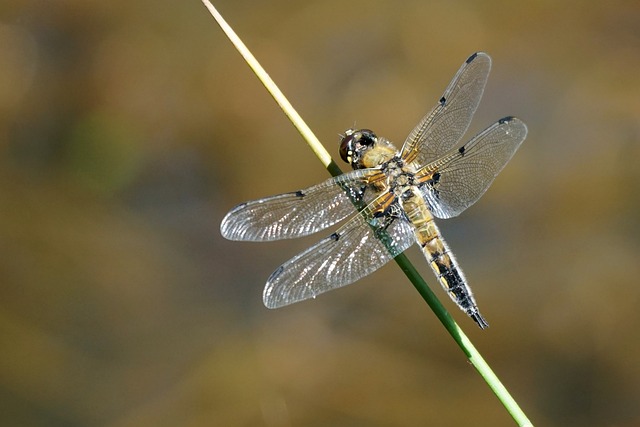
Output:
[
  {"xmin": 422, "ymin": 171, "xmax": 442, "ymax": 201},
  {"xmin": 466, "ymin": 52, "xmax": 478, "ymax": 64},
  {"xmin": 424, "ymin": 173, "xmax": 439, "ymax": 188},
  {"xmin": 268, "ymin": 265, "xmax": 285, "ymax": 281},
  {"xmin": 372, "ymin": 210, "xmax": 385, "ymax": 218},
  {"xmin": 330, "ymin": 232, "xmax": 340, "ymax": 241},
  {"xmin": 439, "ymin": 96, "xmax": 447, "ymax": 106},
  {"xmin": 458, "ymin": 145, "xmax": 466, "ymax": 155},
  {"xmin": 295, "ymin": 190, "xmax": 305, "ymax": 198}
]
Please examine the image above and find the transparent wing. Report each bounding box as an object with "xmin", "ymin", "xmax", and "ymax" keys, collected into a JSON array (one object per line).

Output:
[
  {"xmin": 400, "ymin": 52, "xmax": 492, "ymax": 166},
  {"xmin": 418, "ymin": 116, "xmax": 528, "ymax": 219},
  {"xmin": 220, "ymin": 168, "xmax": 384, "ymax": 241},
  {"xmin": 263, "ymin": 195, "xmax": 416, "ymax": 308}
]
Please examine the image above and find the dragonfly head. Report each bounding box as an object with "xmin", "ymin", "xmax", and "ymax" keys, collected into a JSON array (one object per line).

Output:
[{"xmin": 339, "ymin": 128, "xmax": 378, "ymax": 169}]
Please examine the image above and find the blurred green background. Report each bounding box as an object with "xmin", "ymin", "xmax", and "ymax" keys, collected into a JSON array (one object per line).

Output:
[{"xmin": 2, "ymin": 1, "xmax": 640, "ymax": 426}]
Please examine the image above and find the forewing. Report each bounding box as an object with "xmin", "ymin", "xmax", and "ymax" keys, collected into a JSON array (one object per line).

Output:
[
  {"xmin": 263, "ymin": 196, "xmax": 416, "ymax": 308},
  {"xmin": 400, "ymin": 52, "xmax": 492, "ymax": 165},
  {"xmin": 220, "ymin": 168, "xmax": 383, "ymax": 241},
  {"xmin": 419, "ymin": 116, "xmax": 528, "ymax": 219}
]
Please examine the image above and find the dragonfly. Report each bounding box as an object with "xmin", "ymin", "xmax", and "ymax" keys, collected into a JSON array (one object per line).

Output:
[{"xmin": 220, "ymin": 52, "xmax": 527, "ymax": 328}]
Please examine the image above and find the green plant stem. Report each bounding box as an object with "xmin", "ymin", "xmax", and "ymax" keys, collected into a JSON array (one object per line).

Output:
[
  {"xmin": 202, "ymin": 1, "xmax": 533, "ymax": 426},
  {"xmin": 395, "ymin": 253, "xmax": 533, "ymax": 426}
]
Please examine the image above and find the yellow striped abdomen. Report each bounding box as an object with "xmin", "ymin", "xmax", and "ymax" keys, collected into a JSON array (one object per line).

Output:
[{"xmin": 403, "ymin": 195, "xmax": 488, "ymax": 328}]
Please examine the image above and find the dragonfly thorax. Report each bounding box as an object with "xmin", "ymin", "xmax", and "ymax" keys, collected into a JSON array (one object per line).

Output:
[
  {"xmin": 375, "ymin": 153, "xmax": 417, "ymax": 200},
  {"xmin": 388, "ymin": 169, "xmax": 418, "ymax": 200}
]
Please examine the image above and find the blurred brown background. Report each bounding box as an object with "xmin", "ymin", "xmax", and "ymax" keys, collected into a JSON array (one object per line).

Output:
[{"xmin": 2, "ymin": 1, "xmax": 639, "ymax": 426}]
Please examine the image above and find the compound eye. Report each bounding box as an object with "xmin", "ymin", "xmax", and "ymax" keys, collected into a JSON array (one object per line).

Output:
[
  {"xmin": 339, "ymin": 133, "xmax": 356, "ymax": 164},
  {"xmin": 358, "ymin": 129, "xmax": 377, "ymax": 146},
  {"xmin": 339, "ymin": 129, "xmax": 378, "ymax": 166}
]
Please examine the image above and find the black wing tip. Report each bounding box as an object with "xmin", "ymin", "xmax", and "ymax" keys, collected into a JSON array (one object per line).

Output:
[
  {"xmin": 267, "ymin": 265, "xmax": 285, "ymax": 282},
  {"xmin": 466, "ymin": 51, "xmax": 489, "ymax": 63},
  {"xmin": 498, "ymin": 116, "xmax": 528, "ymax": 135}
]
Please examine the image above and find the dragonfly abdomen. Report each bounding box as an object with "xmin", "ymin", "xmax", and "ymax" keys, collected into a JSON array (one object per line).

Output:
[{"xmin": 406, "ymin": 199, "xmax": 489, "ymax": 329}]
